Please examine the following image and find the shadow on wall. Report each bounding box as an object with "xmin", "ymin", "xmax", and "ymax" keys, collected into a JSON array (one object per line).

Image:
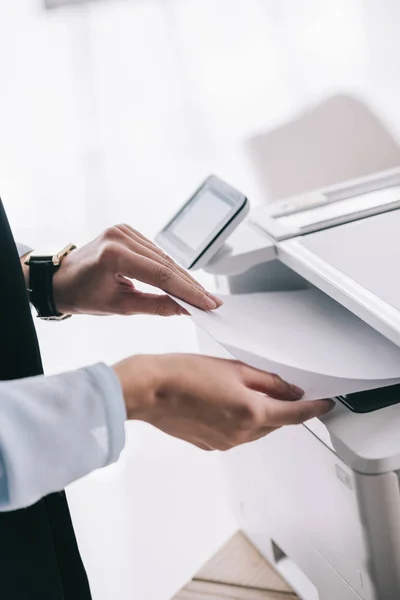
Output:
[{"xmin": 246, "ymin": 95, "xmax": 400, "ymax": 202}]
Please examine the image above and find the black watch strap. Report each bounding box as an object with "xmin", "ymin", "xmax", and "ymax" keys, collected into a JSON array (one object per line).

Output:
[
  {"xmin": 25, "ymin": 244, "xmax": 76, "ymax": 321},
  {"xmin": 28, "ymin": 258, "xmax": 62, "ymax": 319}
]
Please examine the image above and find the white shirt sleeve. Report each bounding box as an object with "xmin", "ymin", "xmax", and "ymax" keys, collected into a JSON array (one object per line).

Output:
[{"xmin": 0, "ymin": 363, "xmax": 127, "ymax": 511}]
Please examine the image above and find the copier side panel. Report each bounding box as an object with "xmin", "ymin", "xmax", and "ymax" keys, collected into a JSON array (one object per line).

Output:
[
  {"xmin": 222, "ymin": 453, "xmax": 364, "ymax": 600},
  {"xmin": 226, "ymin": 419, "xmax": 376, "ymax": 599},
  {"xmin": 355, "ymin": 471, "xmax": 400, "ymax": 600}
]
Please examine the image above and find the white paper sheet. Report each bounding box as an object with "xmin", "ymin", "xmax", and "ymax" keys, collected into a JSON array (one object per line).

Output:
[{"xmin": 174, "ymin": 289, "xmax": 400, "ymax": 400}]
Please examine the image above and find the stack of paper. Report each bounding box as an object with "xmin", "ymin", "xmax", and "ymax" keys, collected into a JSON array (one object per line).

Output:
[{"xmin": 174, "ymin": 289, "xmax": 400, "ymax": 400}]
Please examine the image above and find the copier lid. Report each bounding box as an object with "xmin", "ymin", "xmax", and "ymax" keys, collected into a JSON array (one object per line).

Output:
[
  {"xmin": 278, "ymin": 208, "xmax": 400, "ymax": 349},
  {"xmin": 301, "ymin": 209, "xmax": 400, "ymax": 311}
]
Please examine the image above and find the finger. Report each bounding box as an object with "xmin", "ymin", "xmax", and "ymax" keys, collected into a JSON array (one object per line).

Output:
[
  {"xmin": 117, "ymin": 248, "xmax": 219, "ymax": 311},
  {"xmin": 122, "ymin": 227, "xmax": 224, "ymax": 307},
  {"xmin": 116, "ymin": 224, "xmax": 223, "ymax": 306},
  {"xmin": 116, "ymin": 224, "xmax": 179, "ymax": 267},
  {"xmin": 119, "ymin": 291, "xmax": 186, "ymax": 317},
  {"xmin": 112, "ymin": 232, "xmax": 207, "ymax": 299},
  {"xmin": 116, "ymin": 225, "xmax": 206, "ymax": 292},
  {"xmin": 188, "ymin": 437, "xmax": 217, "ymax": 451},
  {"xmin": 240, "ymin": 364, "xmax": 304, "ymax": 401},
  {"xmin": 118, "ymin": 225, "xmax": 212, "ymax": 293},
  {"xmin": 264, "ymin": 398, "xmax": 335, "ymax": 427},
  {"xmin": 195, "ymin": 443, "xmax": 214, "ymax": 451},
  {"xmin": 116, "ymin": 273, "xmax": 136, "ymax": 289},
  {"xmin": 117, "ymin": 223, "xmax": 162, "ymax": 248}
]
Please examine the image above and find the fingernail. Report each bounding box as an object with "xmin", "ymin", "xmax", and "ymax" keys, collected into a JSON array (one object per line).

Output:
[
  {"xmin": 179, "ymin": 307, "xmax": 190, "ymax": 316},
  {"xmin": 204, "ymin": 296, "xmax": 218, "ymax": 310},
  {"xmin": 326, "ymin": 399, "xmax": 336, "ymax": 412},
  {"xmin": 211, "ymin": 294, "xmax": 224, "ymax": 307},
  {"xmin": 289, "ymin": 384, "xmax": 304, "ymax": 399}
]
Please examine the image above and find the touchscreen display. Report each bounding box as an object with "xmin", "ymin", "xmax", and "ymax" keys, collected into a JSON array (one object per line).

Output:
[{"xmin": 170, "ymin": 190, "xmax": 232, "ymax": 251}]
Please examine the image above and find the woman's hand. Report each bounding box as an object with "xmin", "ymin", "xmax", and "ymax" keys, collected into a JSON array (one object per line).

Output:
[
  {"xmin": 114, "ymin": 354, "xmax": 335, "ymax": 451},
  {"xmin": 52, "ymin": 224, "xmax": 222, "ymax": 316}
]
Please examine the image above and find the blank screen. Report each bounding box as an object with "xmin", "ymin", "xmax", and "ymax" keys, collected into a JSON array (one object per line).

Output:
[{"xmin": 170, "ymin": 190, "xmax": 232, "ymax": 251}]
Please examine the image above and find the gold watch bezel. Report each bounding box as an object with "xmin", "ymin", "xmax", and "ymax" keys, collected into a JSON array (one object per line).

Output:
[
  {"xmin": 52, "ymin": 243, "xmax": 77, "ymax": 266},
  {"xmin": 25, "ymin": 243, "xmax": 76, "ymax": 266}
]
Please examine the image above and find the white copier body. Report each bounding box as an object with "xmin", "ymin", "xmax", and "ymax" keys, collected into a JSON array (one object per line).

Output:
[{"xmin": 194, "ymin": 168, "xmax": 400, "ymax": 600}]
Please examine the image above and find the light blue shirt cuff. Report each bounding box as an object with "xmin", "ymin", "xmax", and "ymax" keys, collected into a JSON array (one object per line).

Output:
[{"xmin": 86, "ymin": 363, "xmax": 127, "ymax": 464}]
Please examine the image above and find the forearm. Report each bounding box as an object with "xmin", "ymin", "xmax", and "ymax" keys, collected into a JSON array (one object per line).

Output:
[{"xmin": 0, "ymin": 363, "xmax": 126, "ymax": 511}]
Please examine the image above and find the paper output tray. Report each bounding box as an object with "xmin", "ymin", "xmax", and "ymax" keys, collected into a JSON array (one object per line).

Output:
[{"xmin": 338, "ymin": 383, "xmax": 400, "ymax": 413}]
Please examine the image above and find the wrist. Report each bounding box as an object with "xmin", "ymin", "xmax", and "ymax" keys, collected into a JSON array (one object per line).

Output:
[
  {"xmin": 52, "ymin": 263, "xmax": 72, "ymax": 315},
  {"xmin": 24, "ymin": 244, "xmax": 77, "ymax": 319},
  {"xmin": 52, "ymin": 252, "xmax": 79, "ymax": 315},
  {"xmin": 112, "ymin": 354, "xmax": 164, "ymax": 421}
]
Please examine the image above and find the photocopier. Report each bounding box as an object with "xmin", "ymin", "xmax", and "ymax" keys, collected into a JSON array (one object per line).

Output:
[{"xmin": 157, "ymin": 167, "xmax": 400, "ymax": 600}]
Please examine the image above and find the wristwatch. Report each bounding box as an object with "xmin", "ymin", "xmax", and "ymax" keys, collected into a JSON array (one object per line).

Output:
[{"xmin": 25, "ymin": 243, "xmax": 77, "ymax": 321}]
